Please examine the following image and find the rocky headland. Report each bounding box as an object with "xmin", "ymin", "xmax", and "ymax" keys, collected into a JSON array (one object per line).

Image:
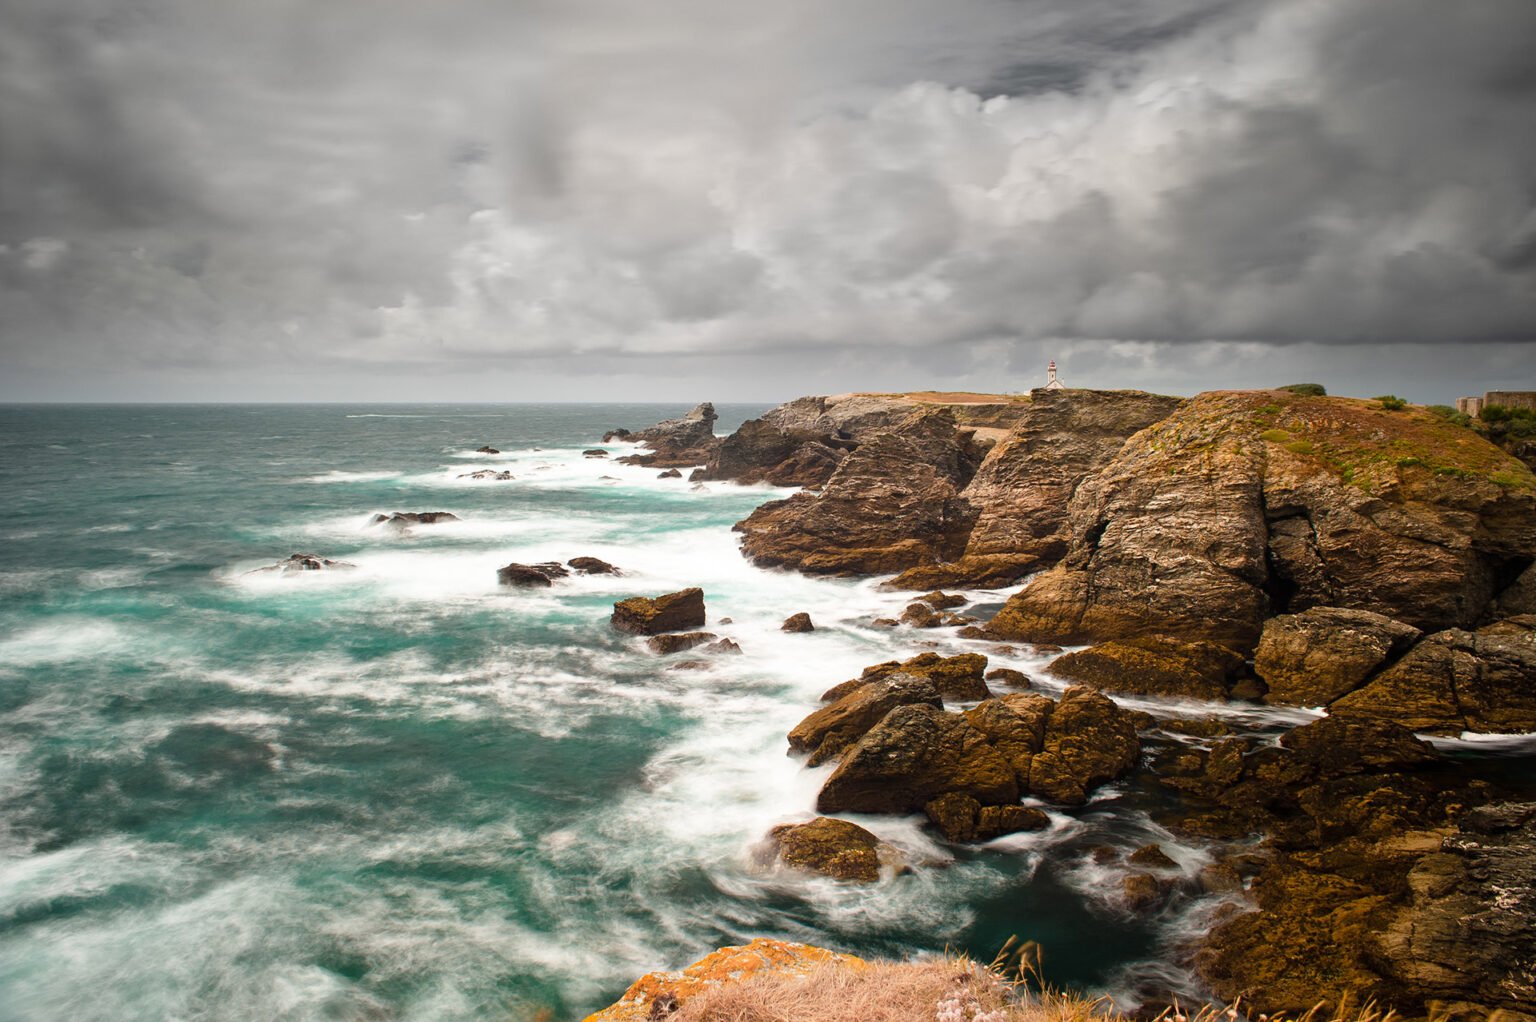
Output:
[{"xmin": 596, "ymin": 387, "xmax": 1536, "ymax": 1021}]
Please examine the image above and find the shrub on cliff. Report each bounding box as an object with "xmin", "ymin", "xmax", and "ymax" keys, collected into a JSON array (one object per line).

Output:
[{"xmin": 1279, "ymin": 383, "xmax": 1327, "ymax": 396}]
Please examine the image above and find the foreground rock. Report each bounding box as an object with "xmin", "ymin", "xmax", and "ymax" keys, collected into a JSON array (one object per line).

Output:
[
  {"xmin": 989, "ymin": 391, "xmax": 1536, "ymax": 650},
  {"xmin": 247, "ymin": 553, "xmax": 357, "ymax": 575},
  {"xmin": 892, "ymin": 388, "xmax": 1184, "ymax": 589},
  {"xmin": 612, "ymin": 403, "xmax": 721, "ymax": 468},
  {"xmin": 610, "ymin": 588, "xmax": 706, "ymax": 635},
  {"xmin": 1254, "ymin": 607, "xmax": 1421, "ymax": 706},
  {"xmin": 582, "ymin": 938, "xmax": 867, "ymax": 1022},
  {"xmin": 497, "ymin": 561, "xmax": 570, "ymax": 587},
  {"xmin": 1048, "ymin": 635, "xmax": 1248, "ymax": 702},
  {"xmin": 735, "ymin": 408, "xmax": 987, "ymax": 575},
  {"xmin": 789, "ymin": 676, "xmax": 943, "ymax": 766},
  {"xmin": 759, "ymin": 817, "xmax": 897, "ymax": 882}
]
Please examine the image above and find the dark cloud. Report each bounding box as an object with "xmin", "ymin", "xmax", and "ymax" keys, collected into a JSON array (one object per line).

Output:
[{"xmin": 0, "ymin": 0, "xmax": 1532, "ymax": 401}]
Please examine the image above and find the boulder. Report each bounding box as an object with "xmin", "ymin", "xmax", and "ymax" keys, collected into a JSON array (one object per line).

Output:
[
  {"xmin": 583, "ymin": 449, "xmax": 608, "ymax": 458},
  {"xmin": 611, "ymin": 588, "xmax": 706, "ymax": 635},
  {"xmin": 657, "ymin": 468, "xmax": 682, "ymax": 479},
  {"xmin": 474, "ymin": 445, "xmax": 500, "ymax": 454},
  {"xmin": 458, "ymin": 469, "xmax": 515, "ymax": 480},
  {"xmin": 247, "ymin": 553, "xmax": 356, "ymax": 575},
  {"xmin": 923, "ymin": 792, "xmax": 1049, "ymax": 843},
  {"xmin": 1028, "ymin": 687, "xmax": 1142, "ymax": 805},
  {"xmin": 859, "ymin": 652, "xmax": 992, "ymax": 702},
  {"xmin": 1048, "ymin": 635, "xmax": 1247, "ymax": 701},
  {"xmin": 704, "ymin": 638, "xmax": 743, "ymax": 655},
  {"xmin": 816, "ymin": 704, "xmax": 1019, "ymax": 814},
  {"xmin": 734, "ymin": 408, "xmax": 986, "ymax": 576},
  {"xmin": 962, "ymin": 693, "xmax": 1055, "ymax": 787},
  {"xmin": 1328, "ymin": 627, "xmax": 1536, "ymax": 733},
  {"xmin": 788, "ymin": 675, "xmax": 943, "ymax": 767},
  {"xmin": 900, "ymin": 602, "xmax": 941, "ymax": 628},
  {"xmin": 1128, "ymin": 844, "xmax": 1180, "ymax": 870},
  {"xmin": 567, "ymin": 556, "xmax": 619, "ymax": 575},
  {"xmin": 780, "ymin": 612, "xmax": 815, "ymax": 633},
  {"xmin": 985, "ymin": 667, "xmax": 1031, "ymax": 689},
  {"xmin": 919, "ymin": 591, "xmax": 968, "ymax": 610},
  {"xmin": 988, "ymin": 391, "xmax": 1536, "ymax": 652},
  {"xmin": 891, "ymin": 388, "xmax": 1184, "ymax": 590},
  {"xmin": 1254, "ymin": 607, "xmax": 1421, "ymax": 706},
  {"xmin": 760, "ymin": 817, "xmax": 895, "ymax": 882},
  {"xmin": 646, "ymin": 631, "xmax": 717, "ymax": 655},
  {"xmin": 497, "ymin": 561, "xmax": 571, "ymax": 587}
]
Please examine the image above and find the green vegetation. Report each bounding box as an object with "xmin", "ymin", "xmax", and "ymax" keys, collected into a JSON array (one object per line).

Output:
[
  {"xmin": 1374, "ymin": 395, "xmax": 1408, "ymax": 411},
  {"xmin": 1279, "ymin": 382, "xmax": 1327, "ymax": 396},
  {"xmin": 1426, "ymin": 404, "xmax": 1473, "ymax": 427}
]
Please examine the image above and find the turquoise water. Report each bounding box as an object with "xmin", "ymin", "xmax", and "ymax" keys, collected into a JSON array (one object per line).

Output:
[{"xmin": 1, "ymin": 404, "xmax": 1205, "ymax": 1021}]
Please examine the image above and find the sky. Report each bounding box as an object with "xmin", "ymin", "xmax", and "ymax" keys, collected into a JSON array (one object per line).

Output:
[{"xmin": 1, "ymin": 0, "xmax": 1533, "ymax": 404}]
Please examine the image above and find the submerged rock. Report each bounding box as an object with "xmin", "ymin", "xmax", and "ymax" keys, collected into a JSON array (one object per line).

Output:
[
  {"xmin": 567, "ymin": 556, "xmax": 620, "ymax": 575},
  {"xmin": 923, "ymin": 791, "xmax": 1049, "ymax": 843},
  {"xmin": 368, "ymin": 511, "xmax": 460, "ymax": 531},
  {"xmin": 646, "ymin": 631, "xmax": 717, "ymax": 655},
  {"xmin": 474, "ymin": 445, "xmax": 500, "ymax": 454},
  {"xmin": 457, "ymin": 469, "xmax": 515, "ymax": 480},
  {"xmin": 247, "ymin": 553, "xmax": 357, "ymax": 574},
  {"xmin": 497, "ymin": 561, "xmax": 571, "ymax": 587},
  {"xmin": 610, "ymin": 588, "xmax": 707, "ymax": 635}
]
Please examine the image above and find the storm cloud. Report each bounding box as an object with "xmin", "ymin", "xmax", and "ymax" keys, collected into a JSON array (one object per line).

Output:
[{"xmin": 1, "ymin": 0, "xmax": 1532, "ymax": 401}]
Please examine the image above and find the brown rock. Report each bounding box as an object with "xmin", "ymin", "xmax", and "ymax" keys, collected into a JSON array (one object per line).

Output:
[
  {"xmin": 923, "ymin": 792, "xmax": 1048, "ymax": 843},
  {"xmin": 567, "ymin": 556, "xmax": 620, "ymax": 574},
  {"xmin": 734, "ymin": 408, "xmax": 986, "ymax": 576},
  {"xmin": 497, "ymin": 561, "xmax": 570, "ymax": 587},
  {"xmin": 1255, "ymin": 607, "xmax": 1421, "ymax": 706},
  {"xmin": 474, "ymin": 445, "xmax": 500, "ymax": 454},
  {"xmin": 985, "ymin": 667, "xmax": 1031, "ymax": 689},
  {"xmin": 780, "ymin": 612, "xmax": 815, "ymax": 633},
  {"xmin": 583, "ymin": 449, "xmax": 608, "ymax": 458},
  {"xmin": 1128, "ymin": 844, "xmax": 1180, "ymax": 870},
  {"xmin": 1028, "ymin": 687, "xmax": 1141, "ymax": 805},
  {"xmin": 247, "ymin": 553, "xmax": 357, "ymax": 575},
  {"xmin": 900, "ymin": 602, "xmax": 941, "ymax": 628},
  {"xmin": 1047, "ymin": 635, "xmax": 1246, "ymax": 701},
  {"xmin": 611, "ymin": 588, "xmax": 707, "ymax": 635},
  {"xmin": 1123, "ymin": 872, "xmax": 1174, "ymax": 912},
  {"xmin": 920, "ymin": 591, "xmax": 968, "ymax": 610},
  {"xmin": 1329, "ymin": 627, "xmax": 1536, "ymax": 733},
  {"xmin": 860, "ymin": 652, "xmax": 992, "ymax": 701},
  {"xmin": 616, "ymin": 403, "xmax": 722, "ymax": 468},
  {"xmin": 988, "ymin": 391, "xmax": 1536, "ymax": 651},
  {"xmin": 816, "ymin": 704, "xmax": 1019, "ymax": 814},
  {"xmin": 646, "ymin": 631, "xmax": 717, "ymax": 655},
  {"xmin": 369, "ymin": 511, "xmax": 460, "ymax": 531},
  {"xmin": 963, "ymin": 693, "xmax": 1054, "ymax": 787},
  {"xmin": 761, "ymin": 817, "xmax": 893, "ymax": 883},
  {"xmin": 704, "ymin": 638, "xmax": 743, "ymax": 655},
  {"xmin": 870, "ymin": 617, "xmax": 899, "ymax": 628},
  {"xmin": 657, "ymin": 468, "xmax": 683, "ymax": 479},
  {"xmin": 788, "ymin": 676, "xmax": 943, "ymax": 767}
]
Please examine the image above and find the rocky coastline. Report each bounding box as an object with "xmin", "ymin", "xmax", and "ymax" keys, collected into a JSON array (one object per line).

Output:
[{"xmin": 593, "ymin": 389, "xmax": 1536, "ymax": 1022}]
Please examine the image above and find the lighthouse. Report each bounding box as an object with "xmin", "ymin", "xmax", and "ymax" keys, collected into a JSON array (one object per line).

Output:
[{"xmin": 1044, "ymin": 360, "xmax": 1064, "ymax": 390}]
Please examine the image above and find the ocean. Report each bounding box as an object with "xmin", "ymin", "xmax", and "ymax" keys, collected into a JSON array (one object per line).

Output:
[{"xmin": 0, "ymin": 404, "xmax": 1275, "ymax": 1021}]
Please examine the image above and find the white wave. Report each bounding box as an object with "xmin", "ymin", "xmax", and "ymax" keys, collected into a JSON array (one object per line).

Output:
[
  {"xmin": 1425, "ymin": 730, "xmax": 1536, "ymax": 753},
  {"xmin": 293, "ymin": 469, "xmax": 404, "ymax": 484},
  {"xmin": 0, "ymin": 619, "xmax": 136, "ymax": 667}
]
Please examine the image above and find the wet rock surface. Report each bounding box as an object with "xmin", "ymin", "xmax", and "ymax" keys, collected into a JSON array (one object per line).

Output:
[
  {"xmin": 788, "ymin": 676, "xmax": 943, "ymax": 767},
  {"xmin": 610, "ymin": 588, "xmax": 706, "ymax": 635},
  {"xmin": 759, "ymin": 817, "xmax": 897, "ymax": 883}
]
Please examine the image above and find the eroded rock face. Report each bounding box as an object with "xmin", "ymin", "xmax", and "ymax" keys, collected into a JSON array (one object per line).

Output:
[
  {"xmin": 892, "ymin": 389, "xmax": 1184, "ymax": 590},
  {"xmin": 610, "ymin": 588, "xmax": 706, "ymax": 635},
  {"xmin": 1047, "ymin": 635, "xmax": 1247, "ymax": 702},
  {"xmin": 788, "ymin": 675, "xmax": 943, "ymax": 767},
  {"xmin": 760, "ymin": 817, "xmax": 895, "ymax": 882},
  {"xmin": 989, "ymin": 391, "xmax": 1536, "ymax": 652},
  {"xmin": 582, "ymin": 938, "xmax": 867, "ymax": 1022},
  {"xmin": 1328, "ymin": 626, "xmax": 1536, "ymax": 733},
  {"xmin": 613, "ymin": 403, "xmax": 721, "ymax": 468},
  {"xmin": 816, "ymin": 704, "xmax": 1018, "ymax": 814},
  {"xmin": 734, "ymin": 408, "xmax": 986, "ymax": 575},
  {"xmin": 1253, "ymin": 607, "xmax": 1421, "ymax": 706}
]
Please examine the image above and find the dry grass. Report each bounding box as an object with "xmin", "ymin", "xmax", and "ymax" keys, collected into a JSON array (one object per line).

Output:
[{"xmin": 666, "ymin": 951, "xmax": 1412, "ymax": 1022}]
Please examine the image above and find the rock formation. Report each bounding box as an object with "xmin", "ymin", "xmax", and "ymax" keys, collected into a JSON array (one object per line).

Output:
[
  {"xmin": 759, "ymin": 817, "xmax": 899, "ymax": 882},
  {"xmin": 1254, "ymin": 607, "xmax": 1422, "ymax": 706},
  {"xmin": 368, "ymin": 511, "xmax": 460, "ymax": 531},
  {"xmin": 610, "ymin": 588, "xmax": 706, "ymax": 635},
  {"xmin": 780, "ymin": 612, "xmax": 814, "ymax": 633},
  {"xmin": 497, "ymin": 561, "xmax": 571, "ymax": 587},
  {"xmin": 612, "ymin": 403, "xmax": 721, "ymax": 468},
  {"xmin": 247, "ymin": 553, "xmax": 356, "ymax": 574},
  {"xmin": 989, "ymin": 391, "xmax": 1536, "ymax": 651},
  {"xmin": 788, "ymin": 675, "xmax": 944, "ymax": 767},
  {"xmin": 1048, "ymin": 635, "xmax": 1248, "ymax": 702},
  {"xmin": 734, "ymin": 407, "xmax": 987, "ymax": 575}
]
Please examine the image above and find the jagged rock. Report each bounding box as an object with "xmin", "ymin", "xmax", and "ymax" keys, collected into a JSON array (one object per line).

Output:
[
  {"xmin": 1199, "ymin": 862, "xmax": 1244, "ymax": 894},
  {"xmin": 900, "ymin": 602, "xmax": 941, "ymax": 628},
  {"xmin": 1027, "ymin": 687, "xmax": 1142, "ymax": 805},
  {"xmin": 858, "ymin": 652, "xmax": 991, "ymax": 701},
  {"xmin": 567, "ymin": 556, "xmax": 620, "ymax": 574},
  {"xmin": 939, "ymin": 612, "xmax": 977, "ymax": 626},
  {"xmin": 583, "ymin": 938, "xmax": 868, "ymax": 1022},
  {"xmin": 892, "ymin": 388, "xmax": 1184, "ymax": 589},
  {"xmin": 988, "ymin": 391, "xmax": 1536, "ymax": 651},
  {"xmin": 780, "ymin": 612, "xmax": 814, "ymax": 633},
  {"xmin": 657, "ymin": 469, "xmax": 682, "ymax": 479},
  {"xmin": 704, "ymin": 638, "xmax": 742, "ymax": 655},
  {"xmin": 962, "ymin": 693, "xmax": 1056, "ymax": 787},
  {"xmin": 734, "ymin": 408, "xmax": 986, "ymax": 575},
  {"xmin": 601, "ymin": 428, "xmax": 632, "ymax": 443},
  {"xmin": 247, "ymin": 553, "xmax": 357, "ymax": 575},
  {"xmin": 1278, "ymin": 716, "xmax": 1439, "ymax": 779},
  {"xmin": 583, "ymin": 449, "xmax": 608, "ymax": 458},
  {"xmin": 458, "ymin": 469, "xmax": 515, "ymax": 480},
  {"xmin": 1254, "ymin": 607, "xmax": 1422, "ymax": 706},
  {"xmin": 788, "ymin": 676, "xmax": 943, "ymax": 767},
  {"xmin": 474, "ymin": 445, "xmax": 500, "ymax": 454},
  {"xmin": 646, "ymin": 631, "xmax": 717, "ymax": 655},
  {"xmin": 985, "ymin": 667, "xmax": 1031, "ymax": 689},
  {"xmin": 1129, "ymin": 844, "xmax": 1180, "ymax": 869},
  {"xmin": 1048, "ymin": 635, "xmax": 1247, "ymax": 701},
  {"xmin": 496, "ymin": 561, "xmax": 570, "ymax": 587},
  {"xmin": 611, "ymin": 588, "xmax": 706, "ymax": 635},
  {"xmin": 817, "ymin": 704, "xmax": 1019, "ymax": 814},
  {"xmin": 1328, "ymin": 626, "xmax": 1536, "ymax": 733},
  {"xmin": 615, "ymin": 403, "xmax": 721, "ymax": 468},
  {"xmin": 923, "ymin": 792, "xmax": 1048, "ymax": 843},
  {"xmin": 368, "ymin": 511, "xmax": 460, "ymax": 531},
  {"xmin": 919, "ymin": 591, "xmax": 968, "ymax": 610},
  {"xmin": 760, "ymin": 817, "xmax": 897, "ymax": 883}
]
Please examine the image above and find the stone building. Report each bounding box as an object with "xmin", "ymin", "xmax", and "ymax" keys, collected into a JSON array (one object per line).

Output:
[{"xmin": 1457, "ymin": 391, "xmax": 1536, "ymax": 416}]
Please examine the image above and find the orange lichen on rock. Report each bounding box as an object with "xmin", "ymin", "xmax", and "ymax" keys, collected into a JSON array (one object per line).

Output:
[{"xmin": 582, "ymin": 938, "xmax": 868, "ymax": 1022}]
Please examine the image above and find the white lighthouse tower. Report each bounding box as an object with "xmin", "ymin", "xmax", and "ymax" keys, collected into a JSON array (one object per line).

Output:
[{"xmin": 1044, "ymin": 360, "xmax": 1065, "ymax": 390}]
